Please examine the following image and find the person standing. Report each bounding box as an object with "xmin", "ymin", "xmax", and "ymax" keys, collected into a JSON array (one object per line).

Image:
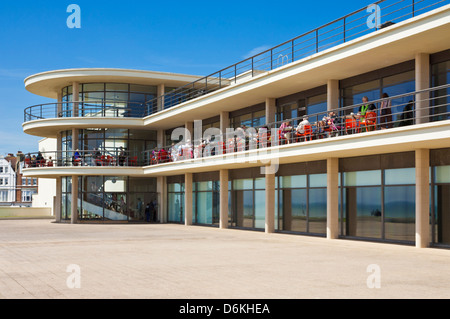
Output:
[{"xmin": 379, "ymin": 93, "xmax": 393, "ymax": 129}]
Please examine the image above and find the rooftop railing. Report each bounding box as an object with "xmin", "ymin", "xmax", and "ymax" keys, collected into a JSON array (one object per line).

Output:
[{"xmin": 143, "ymin": 0, "xmax": 449, "ymax": 116}]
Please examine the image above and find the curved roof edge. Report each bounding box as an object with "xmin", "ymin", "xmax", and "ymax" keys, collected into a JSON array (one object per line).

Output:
[{"xmin": 24, "ymin": 68, "xmax": 203, "ymax": 99}]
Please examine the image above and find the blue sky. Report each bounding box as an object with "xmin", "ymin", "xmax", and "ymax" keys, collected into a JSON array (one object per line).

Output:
[{"xmin": 0, "ymin": 0, "xmax": 370, "ymax": 156}]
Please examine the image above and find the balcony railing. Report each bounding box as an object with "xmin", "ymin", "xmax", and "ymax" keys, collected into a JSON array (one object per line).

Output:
[
  {"xmin": 24, "ymin": 100, "xmax": 145, "ymax": 122},
  {"xmin": 143, "ymin": 0, "xmax": 449, "ymax": 116},
  {"xmin": 23, "ymin": 149, "xmax": 146, "ymax": 168},
  {"xmin": 23, "ymin": 84, "xmax": 450, "ymax": 171},
  {"xmin": 144, "ymin": 84, "xmax": 450, "ymax": 165}
]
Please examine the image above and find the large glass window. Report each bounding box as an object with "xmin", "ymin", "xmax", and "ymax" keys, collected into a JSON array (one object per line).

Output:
[
  {"xmin": 167, "ymin": 180, "xmax": 185, "ymax": 223},
  {"xmin": 340, "ymin": 156, "xmax": 416, "ymax": 243},
  {"xmin": 431, "ymin": 61, "xmax": 450, "ymax": 122},
  {"xmin": 431, "ymin": 149, "xmax": 450, "ymax": 246},
  {"xmin": 61, "ymin": 83, "xmax": 158, "ymax": 118},
  {"xmin": 193, "ymin": 180, "xmax": 220, "ymax": 226},
  {"xmin": 229, "ymin": 177, "xmax": 265, "ymax": 230},
  {"xmin": 341, "ymin": 70, "xmax": 415, "ymax": 123},
  {"xmin": 60, "ymin": 129, "xmax": 156, "ymax": 166},
  {"xmin": 61, "ymin": 176, "xmax": 157, "ymax": 222},
  {"xmin": 276, "ymin": 173, "xmax": 327, "ymax": 236}
]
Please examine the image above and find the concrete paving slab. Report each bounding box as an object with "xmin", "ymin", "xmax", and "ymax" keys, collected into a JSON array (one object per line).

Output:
[{"xmin": 0, "ymin": 220, "xmax": 449, "ymax": 299}]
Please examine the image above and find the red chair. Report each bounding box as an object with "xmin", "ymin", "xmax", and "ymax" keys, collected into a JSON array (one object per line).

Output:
[
  {"xmin": 129, "ymin": 156, "xmax": 138, "ymax": 166},
  {"xmin": 24, "ymin": 158, "xmax": 31, "ymax": 168},
  {"xmin": 345, "ymin": 118, "xmax": 360, "ymax": 134},
  {"xmin": 297, "ymin": 125, "xmax": 313, "ymax": 141},
  {"xmin": 363, "ymin": 112, "xmax": 377, "ymax": 132}
]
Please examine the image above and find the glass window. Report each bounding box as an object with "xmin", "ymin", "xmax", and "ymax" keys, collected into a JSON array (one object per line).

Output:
[
  {"xmin": 307, "ymin": 94, "xmax": 327, "ymax": 117},
  {"xmin": 384, "ymin": 186, "xmax": 415, "ymax": 242},
  {"xmin": 385, "ymin": 168, "xmax": 415, "ymax": 185},
  {"xmin": 435, "ymin": 166, "xmax": 450, "ymax": 183},
  {"xmin": 308, "ymin": 188, "xmax": 327, "ymax": 234},
  {"xmin": 309, "ymin": 174, "xmax": 327, "ymax": 188},
  {"xmin": 344, "ymin": 170, "xmax": 381, "ymax": 187},
  {"xmin": 106, "ymin": 83, "xmax": 129, "ymax": 92},
  {"xmin": 280, "ymin": 175, "xmax": 307, "ymax": 189},
  {"xmin": 233, "ymin": 179, "xmax": 253, "ymax": 190}
]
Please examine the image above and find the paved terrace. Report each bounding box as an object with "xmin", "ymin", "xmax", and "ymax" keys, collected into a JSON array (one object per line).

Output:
[{"xmin": 0, "ymin": 219, "xmax": 449, "ymax": 299}]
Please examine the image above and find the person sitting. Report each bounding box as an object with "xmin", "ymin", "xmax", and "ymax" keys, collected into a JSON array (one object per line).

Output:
[
  {"xmin": 118, "ymin": 147, "xmax": 126, "ymax": 166},
  {"xmin": 279, "ymin": 120, "xmax": 293, "ymax": 144},
  {"xmin": 322, "ymin": 111, "xmax": 340, "ymax": 137},
  {"xmin": 93, "ymin": 148, "xmax": 102, "ymax": 166},
  {"xmin": 72, "ymin": 150, "xmax": 81, "ymax": 166},
  {"xmin": 296, "ymin": 116, "xmax": 310, "ymax": 141},
  {"xmin": 47, "ymin": 156, "xmax": 54, "ymax": 167},
  {"xmin": 399, "ymin": 101, "xmax": 414, "ymax": 127},
  {"xmin": 31, "ymin": 155, "xmax": 37, "ymax": 167}
]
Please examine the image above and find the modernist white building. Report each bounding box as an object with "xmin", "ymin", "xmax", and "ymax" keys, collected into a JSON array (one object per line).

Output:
[{"xmin": 22, "ymin": 0, "xmax": 450, "ymax": 249}]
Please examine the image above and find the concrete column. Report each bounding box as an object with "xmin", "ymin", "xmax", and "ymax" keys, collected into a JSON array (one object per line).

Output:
[
  {"xmin": 157, "ymin": 176, "xmax": 166, "ymax": 223},
  {"xmin": 416, "ymin": 149, "xmax": 430, "ymax": 248},
  {"xmin": 72, "ymin": 82, "xmax": 80, "ymax": 117},
  {"xmin": 71, "ymin": 175, "xmax": 78, "ymax": 224},
  {"xmin": 157, "ymin": 129, "xmax": 165, "ymax": 148},
  {"xmin": 327, "ymin": 80, "xmax": 340, "ymax": 111},
  {"xmin": 185, "ymin": 173, "xmax": 193, "ymax": 226},
  {"xmin": 220, "ymin": 111, "xmax": 230, "ymax": 136},
  {"xmin": 265, "ymin": 169, "xmax": 276, "ymax": 234},
  {"xmin": 327, "ymin": 158, "xmax": 339, "ymax": 239},
  {"xmin": 55, "ymin": 177, "xmax": 62, "ymax": 223},
  {"xmin": 157, "ymin": 84, "xmax": 165, "ymax": 112},
  {"xmin": 185, "ymin": 121, "xmax": 194, "ymax": 143},
  {"xmin": 415, "ymin": 53, "xmax": 430, "ymax": 124},
  {"xmin": 265, "ymin": 98, "xmax": 276, "ymax": 125},
  {"xmin": 56, "ymin": 91, "xmax": 63, "ymax": 117},
  {"xmin": 220, "ymin": 169, "xmax": 229, "ymax": 229},
  {"xmin": 72, "ymin": 128, "xmax": 79, "ymax": 156}
]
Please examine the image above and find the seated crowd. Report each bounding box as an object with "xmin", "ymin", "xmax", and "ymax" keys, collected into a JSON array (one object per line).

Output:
[{"xmin": 149, "ymin": 95, "xmax": 415, "ymax": 165}]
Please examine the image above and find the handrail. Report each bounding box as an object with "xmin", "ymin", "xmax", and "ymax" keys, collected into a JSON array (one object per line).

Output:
[
  {"xmin": 143, "ymin": 0, "xmax": 449, "ymax": 116},
  {"xmin": 22, "ymin": 83, "xmax": 450, "ymax": 170},
  {"xmin": 24, "ymin": 100, "xmax": 146, "ymax": 122},
  {"xmin": 143, "ymin": 83, "xmax": 450, "ymax": 165}
]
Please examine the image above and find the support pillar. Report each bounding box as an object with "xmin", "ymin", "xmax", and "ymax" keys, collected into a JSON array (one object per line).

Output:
[
  {"xmin": 265, "ymin": 98, "xmax": 276, "ymax": 125},
  {"xmin": 415, "ymin": 53, "xmax": 430, "ymax": 124},
  {"xmin": 327, "ymin": 80, "xmax": 340, "ymax": 111},
  {"xmin": 265, "ymin": 168, "xmax": 276, "ymax": 234},
  {"xmin": 220, "ymin": 169, "xmax": 229, "ymax": 229},
  {"xmin": 416, "ymin": 149, "xmax": 430, "ymax": 248},
  {"xmin": 220, "ymin": 111, "xmax": 230, "ymax": 136},
  {"xmin": 185, "ymin": 173, "xmax": 193, "ymax": 226},
  {"xmin": 55, "ymin": 177, "xmax": 62, "ymax": 223},
  {"xmin": 185, "ymin": 121, "xmax": 194, "ymax": 143},
  {"xmin": 157, "ymin": 84, "xmax": 165, "ymax": 112},
  {"xmin": 71, "ymin": 175, "xmax": 78, "ymax": 224},
  {"xmin": 157, "ymin": 176, "xmax": 166, "ymax": 223},
  {"xmin": 327, "ymin": 158, "xmax": 339, "ymax": 239},
  {"xmin": 72, "ymin": 82, "xmax": 80, "ymax": 117}
]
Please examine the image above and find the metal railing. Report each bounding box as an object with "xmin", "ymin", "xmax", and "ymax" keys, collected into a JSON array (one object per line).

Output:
[
  {"xmin": 23, "ymin": 84, "xmax": 450, "ymax": 170},
  {"xmin": 143, "ymin": 84, "xmax": 450, "ymax": 166},
  {"xmin": 23, "ymin": 149, "xmax": 147, "ymax": 168},
  {"xmin": 143, "ymin": 0, "xmax": 449, "ymax": 116},
  {"xmin": 24, "ymin": 100, "xmax": 146, "ymax": 122}
]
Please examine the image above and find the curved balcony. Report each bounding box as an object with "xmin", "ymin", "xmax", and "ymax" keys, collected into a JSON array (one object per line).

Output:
[
  {"xmin": 22, "ymin": 149, "xmax": 145, "ymax": 178},
  {"xmin": 23, "ymin": 100, "xmax": 146, "ymax": 137}
]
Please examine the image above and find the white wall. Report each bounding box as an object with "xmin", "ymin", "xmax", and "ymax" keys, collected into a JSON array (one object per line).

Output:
[{"xmin": 32, "ymin": 138, "xmax": 57, "ymax": 214}]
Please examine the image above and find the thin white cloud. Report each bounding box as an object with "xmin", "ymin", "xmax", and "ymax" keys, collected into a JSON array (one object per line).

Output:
[{"xmin": 242, "ymin": 45, "xmax": 272, "ymax": 60}]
